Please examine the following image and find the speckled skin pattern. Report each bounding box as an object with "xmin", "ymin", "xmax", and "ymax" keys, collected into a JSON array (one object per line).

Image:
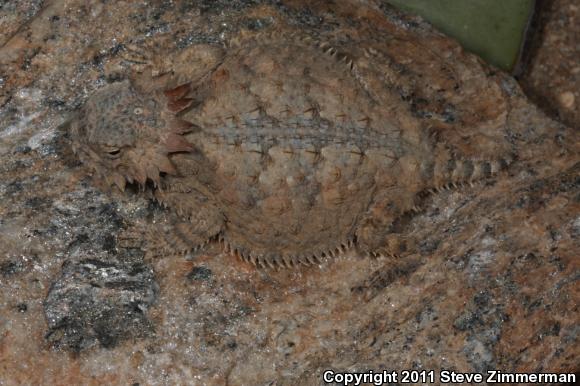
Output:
[{"xmin": 70, "ymin": 28, "xmax": 515, "ymax": 269}]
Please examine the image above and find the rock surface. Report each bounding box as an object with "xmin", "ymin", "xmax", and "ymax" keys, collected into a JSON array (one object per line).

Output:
[
  {"xmin": 520, "ymin": 0, "xmax": 580, "ymax": 128},
  {"xmin": 44, "ymin": 256, "xmax": 157, "ymax": 351},
  {"xmin": 0, "ymin": 1, "xmax": 578, "ymax": 385}
]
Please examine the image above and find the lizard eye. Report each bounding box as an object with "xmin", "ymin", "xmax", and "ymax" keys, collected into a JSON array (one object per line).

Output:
[
  {"xmin": 102, "ymin": 146, "xmax": 122, "ymax": 158},
  {"xmin": 133, "ymin": 107, "xmax": 144, "ymax": 115}
]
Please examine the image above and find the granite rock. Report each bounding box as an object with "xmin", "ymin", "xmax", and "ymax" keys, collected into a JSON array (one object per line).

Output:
[
  {"xmin": 520, "ymin": 0, "xmax": 580, "ymax": 128},
  {"xmin": 44, "ymin": 257, "xmax": 157, "ymax": 351},
  {"xmin": 0, "ymin": 1, "xmax": 578, "ymax": 385}
]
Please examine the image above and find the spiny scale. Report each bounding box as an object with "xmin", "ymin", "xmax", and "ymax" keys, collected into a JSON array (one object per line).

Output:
[{"xmin": 216, "ymin": 236, "xmax": 357, "ymax": 269}]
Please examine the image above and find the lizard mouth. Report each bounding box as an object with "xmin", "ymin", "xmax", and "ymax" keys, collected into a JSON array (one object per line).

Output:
[
  {"xmin": 111, "ymin": 149, "xmax": 178, "ymax": 191},
  {"xmin": 71, "ymin": 129, "xmax": 191, "ymax": 193}
]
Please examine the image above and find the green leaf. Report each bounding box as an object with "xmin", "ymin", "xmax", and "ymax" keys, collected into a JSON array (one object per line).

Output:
[{"xmin": 386, "ymin": 0, "xmax": 535, "ymax": 71}]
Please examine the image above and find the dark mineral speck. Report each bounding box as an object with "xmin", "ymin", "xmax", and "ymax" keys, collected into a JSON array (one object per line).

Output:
[
  {"xmin": 1, "ymin": 258, "xmax": 28, "ymax": 277},
  {"xmin": 13, "ymin": 144, "xmax": 31, "ymax": 154},
  {"xmin": 187, "ymin": 266, "xmax": 213, "ymax": 281},
  {"xmin": 24, "ymin": 196, "xmax": 50, "ymax": 209},
  {"xmin": 44, "ymin": 257, "xmax": 158, "ymax": 351},
  {"xmin": 243, "ymin": 17, "xmax": 273, "ymax": 30}
]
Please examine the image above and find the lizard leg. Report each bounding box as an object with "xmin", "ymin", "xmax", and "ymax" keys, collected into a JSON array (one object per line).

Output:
[
  {"xmin": 152, "ymin": 189, "xmax": 224, "ymax": 256},
  {"xmin": 118, "ymin": 188, "xmax": 223, "ymax": 258},
  {"xmin": 352, "ymin": 255, "xmax": 424, "ymax": 301},
  {"xmin": 355, "ymin": 188, "xmax": 418, "ymax": 257}
]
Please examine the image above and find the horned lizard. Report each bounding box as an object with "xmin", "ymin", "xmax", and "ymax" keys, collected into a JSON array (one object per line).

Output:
[{"xmin": 70, "ymin": 22, "xmax": 515, "ymax": 269}]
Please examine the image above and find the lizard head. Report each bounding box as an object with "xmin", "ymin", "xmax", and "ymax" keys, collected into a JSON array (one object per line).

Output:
[{"xmin": 70, "ymin": 77, "xmax": 195, "ymax": 191}]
